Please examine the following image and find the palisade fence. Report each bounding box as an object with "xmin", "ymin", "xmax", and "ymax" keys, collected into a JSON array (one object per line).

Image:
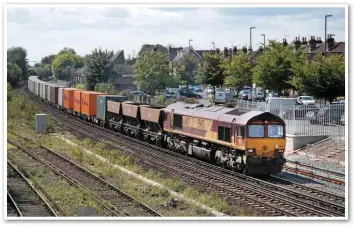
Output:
[{"xmin": 235, "ymin": 99, "xmax": 345, "ymax": 137}]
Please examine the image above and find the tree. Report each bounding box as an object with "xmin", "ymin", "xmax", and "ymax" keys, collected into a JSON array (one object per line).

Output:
[
  {"xmin": 52, "ymin": 50, "xmax": 81, "ymax": 81},
  {"xmin": 85, "ymin": 48, "xmax": 114, "ymax": 91},
  {"xmin": 7, "ymin": 47, "xmax": 28, "ymax": 80},
  {"xmin": 138, "ymin": 44, "xmax": 168, "ymax": 57},
  {"xmin": 133, "ymin": 50, "xmax": 173, "ymax": 95},
  {"xmin": 221, "ymin": 52, "xmax": 252, "ymax": 93},
  {"xmin": 290, "ymin": 53, "xmax": 345, "ymax": 103},
  {"xmin": 75, "ymin": 83, "xmax": 86, "ymax": 90},
  {"xmin": 41, "ymin": 54, "xmax": 56, "ymax": 65},
  {"xmin": 252, "ymin": 41, "xmax": 294, "ymax": 93},
  {"xmin": 34, "ymin": 64, "xmax": 52, "ymax": 80},
  {"xmin": 58, "ymin": 47, "xmax": 76, "ymax": 55},
  {"xmin": 7, "ymin": 61, "xmax": 22, "ymax": 85},
  {"xmin": 95, "ymin": 82, "xmax": 116, "ymax": 94},
  {"xmin": 174, "ymin": 54, "xmax": 199, "ymax": 86},
  {"xmin": 196, "ymin": 52, "xmax": 224, "ymax": 98}
]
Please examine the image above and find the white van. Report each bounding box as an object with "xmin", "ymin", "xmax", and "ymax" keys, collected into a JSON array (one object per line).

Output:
[{"xmin": 262, "ymin": 98, "xmax": 302, "ymax": 116}]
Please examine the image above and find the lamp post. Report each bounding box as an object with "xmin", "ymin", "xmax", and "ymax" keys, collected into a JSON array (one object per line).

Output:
[
  {"xmin": 261, "ymin": 34, "xmax": 265, "ymax": 49},
  {"xmin": 189, "ymin": 39, "xmax": 193, "ymax": 49},
  {"xmin": 325, "ymin": 14, "xmax": 332, "ymax": 56},
  {"xmin": 249, "ymin": 26, "xmax": 256, "ymax": 50}
]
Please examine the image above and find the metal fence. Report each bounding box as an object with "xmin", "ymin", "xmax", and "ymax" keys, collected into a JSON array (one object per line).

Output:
[{"xmin": 235, "ymin": 99, "xmax": 345, "ymax": 136}]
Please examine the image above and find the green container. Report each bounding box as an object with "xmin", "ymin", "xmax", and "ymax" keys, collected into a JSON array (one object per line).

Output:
[{"xmin": 97, "ymin": 95, "xmax": 128, "ymax": 121}]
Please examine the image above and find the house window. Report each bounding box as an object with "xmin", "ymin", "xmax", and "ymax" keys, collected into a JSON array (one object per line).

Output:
[
  {"xmin": 173, "ymin": 114, "xmax": 183, "ymax": 129},
  {"xmin": 218, "ymin": 126, "xmax": 231, "ymax": 142}
]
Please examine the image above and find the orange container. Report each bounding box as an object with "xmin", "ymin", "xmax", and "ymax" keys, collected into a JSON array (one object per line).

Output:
[
  {"xmin": 63, "ymin": 88, "xmax": 81, "ymax": 110},
  {"xmin": 81, "ymin": 91, "xmax": 105, "ymax": 116},
  {"xmin": 74, "ymin": 90, "xmax": 85, "ymax": 113}
]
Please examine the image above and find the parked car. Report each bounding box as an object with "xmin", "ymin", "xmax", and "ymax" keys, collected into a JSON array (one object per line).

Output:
[
  {"xmin": 164, "ymin": 88, "xmax": 178, "ymax": 98},
  {"xmin": 308, "ymin": 104, "xmax": 345, "ymax": 125},
  {"xmin": 238, "ymin": 90, "xmax": 252, "ymax": 101},
  {"xmin": 177, "ymin": 88, "xmax": 202, "ymax": 99},
  {"xmin": 214, "ymin": 92, "xmax": 233, "ymax": 104},
  {"xmin": 194, "ymin": 87, "xmax": 203, "ymax": 93},
  {"xmin": 130, "ymin": 91, "xmax": 150, "ymax": 98},
  {"xmin": 297, "ymin": 96, "xmax": 315, "ymax": 105},
  {"xmin": 283, "ymin": 104, "xmax": 319, "ymax": 119},
  {"xmin": 207, "ymin": 87, "xmax": 214, "ymax": 94},
  {"xmin": 252, "ymin": 90, "xmax": 265, "ymax": 102}
]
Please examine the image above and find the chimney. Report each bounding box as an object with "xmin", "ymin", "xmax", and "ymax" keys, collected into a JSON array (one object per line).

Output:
[
  {"xmin": 327, "ymin": 34, "xmax": 335, "ymax": 50},
  {"xmin": 294, "ymin": 37, "xmax": 302, "ymax": 50},
  {"xmin": 316, "ymin": 37, "xmax": 323, "ymax": 44},
  {"xmin": 301, "ymin": 37, "xmax": 308, "ymax": 45},
  {"xmin": 233, "ymin": 46, "xmax": 238, "ymax": 54},
  {"xmin": 309, "ymin": 36, "xmax": 317, "ymax": 50},
  {"xmin": 223, "ymin": 47, "xmax": 229, "ymax": 58},
  {"xmin": 283, "ymin": 38, "xmax": 288, "ymax": 46},
  {"xmin": 242, "ymin": 46, "xmax": 248, "ymax": 53}
]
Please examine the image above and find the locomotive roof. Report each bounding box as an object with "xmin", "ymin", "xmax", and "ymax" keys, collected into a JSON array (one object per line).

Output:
[{"xmin": 165, "ymin": 102, "xmax": 282, "ymax": 125}]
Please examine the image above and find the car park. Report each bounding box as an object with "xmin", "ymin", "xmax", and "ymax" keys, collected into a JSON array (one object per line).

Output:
[
  {"xmin": 177, "ymin": 88, "xmax": 202, "ymax": 99},
  {"xmin": 261, "ymin": 98, "xmax": 302, "ymax": 117},
  {"xmin": 283, "ymin": 104, "xmax": 319, "ymax": 119},
  {"xmin": 238, "ymin": 90, "xmax": 251, "ymax": 101}
]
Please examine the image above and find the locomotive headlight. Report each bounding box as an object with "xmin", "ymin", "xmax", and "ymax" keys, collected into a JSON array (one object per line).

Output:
[
  {"xmin": 275, "ymin": 149, "xmax": 284, "ymax": 154},
  {"xmin": 247, "ymin": 149, "xmax": 256, "ymax": 155}
]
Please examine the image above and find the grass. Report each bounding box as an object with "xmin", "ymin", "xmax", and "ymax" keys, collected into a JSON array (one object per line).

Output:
[{"xmin": 6, "ymin": 91, "xmax": 252, "ymax": 217}]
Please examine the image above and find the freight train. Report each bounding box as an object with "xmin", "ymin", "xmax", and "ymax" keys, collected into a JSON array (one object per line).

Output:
[{"xmin": 27, "ymin": 76, "xmax": 286, "ymax": 175}]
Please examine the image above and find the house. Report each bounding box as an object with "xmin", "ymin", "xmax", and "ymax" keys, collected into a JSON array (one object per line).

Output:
[
  {"xmin": 112, "ymin": 65, "xmax": 136, "ymax": 91},
  {"xmin": 73, "ymin": 66, "xmax": 87, "ymax": 85}
]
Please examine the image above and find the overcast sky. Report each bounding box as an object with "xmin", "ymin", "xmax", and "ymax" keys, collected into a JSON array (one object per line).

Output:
[{"xmin": 6, "ymin": 6, "xmax": 346, "ymax": 64}]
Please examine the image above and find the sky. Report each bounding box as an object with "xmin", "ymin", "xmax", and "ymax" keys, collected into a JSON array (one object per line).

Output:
[{"xmin": 6, "ymin": 6, "xmax": 346, "ymax": 64}]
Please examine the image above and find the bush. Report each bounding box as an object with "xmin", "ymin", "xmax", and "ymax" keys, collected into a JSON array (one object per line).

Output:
[
  {"xmin": 120, "ymin": 90, "xmax": 132, "ymax": 97},
  {"xmin": 156, "ymin": 94, "xmax": 165, "ymax": 105},
  {"xmin": 95, "ymin": 83, "xmax": 116, "ymax": 94},
  {"xmin": 75, "ymin": 83, "xmax": 86, "ymax": 90}
]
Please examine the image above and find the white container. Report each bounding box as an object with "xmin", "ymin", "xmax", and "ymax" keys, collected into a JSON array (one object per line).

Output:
[
  {"xmin": 36, "ymin": 114, "xmax": 47, "ymax": 133},
  {"xmin": 58, "ymin": 87, "xmax": 64, "ymax": 107},
  {"xmin": 36, "ymin": 82, "xmax": 41, "ymax": 96},
  {"xmin": 47, "ymin": 83, "xmax": 52, "ymax": 102}
]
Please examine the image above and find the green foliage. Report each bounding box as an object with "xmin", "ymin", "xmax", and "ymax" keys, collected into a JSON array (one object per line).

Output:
[
  {"xmin": 221, "ymin": 52, "xmax": 252, "ymax": 90},
  {"xmin": 7, "ymin": 82, "xmax": 12, "ymax": 92},
  {"xmin": 75, "ymin": 83, "xmax": 86, "ymax": 90},
  {"xmin": 7, "ymin": 47, "xmax": 28, "ymax": 80},
  {"xmin": 120, "ymin": 90, "xmax": 132, "ymax": 98},
  {"xmin": 174, "ymin": 54, "xmax": 199, "ymax": 86},
  {"xmin": 58, "ymin": 47, "xmax": 76, "ymax": 55},
  {"xmin": 138, "ymin": 44, "xmax": 168, "ymax": 57},
  {"xmin": 196, "ymin": 52, "xmax": 224, "ymax": 100},
  {"xmin": 290, "ymin": 53, "xmax": 345, "ymax": 102},
  {"xmin": 252, "ymin": 41, "xmax": 294, "ymax": 93},
  {"xmin": 156, "ymin": 94, "xmax": 165, "ymax": 105},
  {"xmin": 52, "ymin": 49, "xmax": 81, "ymax": 81},
  {"xmin": 94, "ymin": 83, "xmax": 116, "ymax": 94},
  {"xmin": 7, "ymin": 61, "xmax": 22, "ymax": 86},
  {"xmin": 85, "ymin": 48, "xmax": 114, "ymax": 91},
  {"xmin": 33, "ymin": 64, "xmax": 52, "ymax": 80},
  {"xmin": 133, "ymin": 51, "xmax": 174, "ymax": 95},
  {"xmin": 41, "ymin": 54, "xmax": 56, "ymax": 65}
]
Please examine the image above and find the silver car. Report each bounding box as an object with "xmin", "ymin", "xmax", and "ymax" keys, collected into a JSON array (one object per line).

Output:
[{"xmin": 214, "ymin": 92, "xmax": 233, "ymax": 104}]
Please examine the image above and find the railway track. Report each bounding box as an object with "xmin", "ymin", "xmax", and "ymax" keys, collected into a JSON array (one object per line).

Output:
[
  {"xmin": 8, "ymin": 136, "xmax": 161, "ymax": 217},
  {"xmin": 22, "ymin": 89, "xmax": 346, "ymax": 217},
  {"xmin": 7, "ymin": 160, "xmax": 57, "ymax": 217},
  {"xmin": 283, "ymin": 160, "xmax": 345, "ymax": 186}
]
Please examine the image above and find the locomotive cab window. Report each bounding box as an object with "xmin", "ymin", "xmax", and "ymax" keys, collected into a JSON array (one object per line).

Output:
[
  {"xmin": 218, "ymin": 126, "xmax": 231, "ymax": 142},
  {"xmin": 173, "ymin": 114, "xmax": 183, "ymax": 129},
  {"xmin": 268, "ymin": 125, "xmax": 284, "ymax": 138},
  {"xmin": 248, "ymin": 125, "xmax": 264, "ymax": 138}
]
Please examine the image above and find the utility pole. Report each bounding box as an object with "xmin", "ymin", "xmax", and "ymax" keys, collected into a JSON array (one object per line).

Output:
[
  {"xmin": 261, "ymin": 34, "xmax": 265, "ymax": 49},
  {"xmin": 249, "ymin": 26, "xmax": 256, "ymax": 50},
  {"xmin": 189, "ymin": 39, "xmax": 193, "ymax": 49},
  {"xmin": 325, "ymin": 14, "xmax": 333, "ymax": 56}
]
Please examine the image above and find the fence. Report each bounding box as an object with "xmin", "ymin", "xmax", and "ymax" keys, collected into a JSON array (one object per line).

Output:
[{"xmin": 235, "ymin": 99, "xmax": 345, "ymax": 136}]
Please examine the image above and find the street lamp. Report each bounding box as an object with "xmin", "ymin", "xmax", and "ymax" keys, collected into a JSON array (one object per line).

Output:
[
  {"xmin": 325, "ymin": 14, "xmax": 333, "ymax": 56},
  {"xmin": 189, "ymin": 39, "xmax": 193, "ymax": 49},
  {"xmin": 249, "ymin": 26, "xmax": 256, "ymax": 50},
  {"xmin": 261, "ymin": 34, "xmax": 266, "ymax": 49},
  {"xmin": 211, "ymin": 42, "xmax": 215, "ymax": 50}
]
